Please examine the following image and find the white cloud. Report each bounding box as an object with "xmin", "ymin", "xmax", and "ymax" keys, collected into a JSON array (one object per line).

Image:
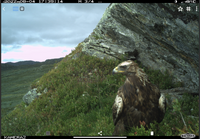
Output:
[{"xmin": 1, "ymin": 3, "xmax": 110, "ymax": 63}]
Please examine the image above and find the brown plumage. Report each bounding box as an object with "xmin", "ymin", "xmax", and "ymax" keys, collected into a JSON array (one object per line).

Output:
[{"xmin": 112, "ymin": 60, "xmax": 166, "ymax": 135}]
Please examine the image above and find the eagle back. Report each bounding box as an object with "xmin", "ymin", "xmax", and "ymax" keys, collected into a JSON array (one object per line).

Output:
[{"xmin": 122, "ymin": 74, "xmax": 161, "ymax": 115}]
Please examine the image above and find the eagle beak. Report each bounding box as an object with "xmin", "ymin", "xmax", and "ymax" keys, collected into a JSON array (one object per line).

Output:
[{"xmin": 112, "ymin": 67, "xmax": 118, "ymax": 75}]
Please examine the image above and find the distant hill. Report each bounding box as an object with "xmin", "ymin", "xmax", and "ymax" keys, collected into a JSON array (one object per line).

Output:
[
  {"xmin": 44, "ymin": 57, "xmax": 64, "ymax": 64},
  {"xmin": 4, "ymin": 61, "xmax": 40, "ymax": 66},
  {"xmin": 1, "ymin": 57, "xmax": 64, "ymax": 70}
]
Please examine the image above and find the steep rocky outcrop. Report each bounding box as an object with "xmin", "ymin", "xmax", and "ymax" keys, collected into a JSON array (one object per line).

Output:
[{"xmin": 78, "ymin": 3, "xmax": 199, "ymax": 91}]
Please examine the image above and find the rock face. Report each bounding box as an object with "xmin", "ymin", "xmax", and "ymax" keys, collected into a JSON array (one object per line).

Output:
[{"xmin": 79, "ymin": 3, "xmax": 199, "ymax": 91}]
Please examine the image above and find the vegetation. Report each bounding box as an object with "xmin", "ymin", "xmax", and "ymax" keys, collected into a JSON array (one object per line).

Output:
[
  {"xmin": 1, "ymin": 43, "xmax": 199, "ymax": 136},
  {"xmin": 1, "ymin": 61, "xmax": 61, "ymax": 119}
]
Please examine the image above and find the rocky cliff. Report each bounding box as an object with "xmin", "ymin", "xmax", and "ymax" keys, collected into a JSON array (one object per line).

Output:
[{"xmin": 78, "ymin": 3, "xmax": 199, "ymax": 91}]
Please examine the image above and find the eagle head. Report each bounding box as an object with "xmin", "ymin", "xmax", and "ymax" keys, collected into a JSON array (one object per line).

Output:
[{"xmin": 112, "ymin": 60, "xmax": 137, "ymax": 75}]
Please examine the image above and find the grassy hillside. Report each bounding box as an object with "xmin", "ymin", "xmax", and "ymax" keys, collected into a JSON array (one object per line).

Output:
[
  {"xmin": 1, "ymin": 59, "xmax": 62, "ymax": 119},
  {"xmin": 1, "ymin": 43, "xmax": 199, "ymax": 136}
]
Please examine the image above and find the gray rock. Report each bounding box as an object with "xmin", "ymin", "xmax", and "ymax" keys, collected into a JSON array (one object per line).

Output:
[
  {"xmin": 68, "ymin": 52, "xmax": 82, "ymax": 60},
  {"xmin": 22, "ymin": 87, "xmax": 48, "ymax": 105},
  {"xmin": 72, "ymin": 53, "xmax": 81, "ymax": 60},
  {"xmin": 22, "ymin": 88, "xmax": 38, "ymax": 105},
  {"xmin": 79, "ymin": 3, "xmax": 199, "ymax": 90},
  {"xmin": 43, "ymin": 87, "xmax": 48, "ymax": 94}
]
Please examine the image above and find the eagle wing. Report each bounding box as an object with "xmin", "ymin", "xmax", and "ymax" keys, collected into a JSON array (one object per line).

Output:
[
  {"xmin": 112, "ymin": 105, "xmax": 146, "ymax": 136},
  {"xmin": 112, "ymin": 88, "xmax": 123, "ymax": 126},
  {"xmin": 124, "ymin": 106, "xmax": 146, "ymax": 129}
]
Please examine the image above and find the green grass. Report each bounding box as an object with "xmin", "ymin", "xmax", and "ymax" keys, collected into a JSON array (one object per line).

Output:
[
  {"xmin": 1, "ymin": 43, "xmax": 199, "ymax": 136},
  {"xmin": 1, "ymin": 62, "xmax": 59, "ymax": 119}
]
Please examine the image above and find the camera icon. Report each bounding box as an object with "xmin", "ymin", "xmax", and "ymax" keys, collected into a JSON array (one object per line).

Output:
[{"xmin": 20, "ymin": 6, "xmax": 25, "ymax": 11}]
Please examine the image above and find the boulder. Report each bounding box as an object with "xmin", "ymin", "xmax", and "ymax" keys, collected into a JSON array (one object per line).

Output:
[
  {"xmin": 22, "ymin": 88, "xmax": 38, "ymax": 105},
  {"xmin": 22, "ymin": 87, "xmax": 48, "ymax": 105},
  {"xmin": 78, "ymin": 3, "xmax": 199, "ymax": 91}
]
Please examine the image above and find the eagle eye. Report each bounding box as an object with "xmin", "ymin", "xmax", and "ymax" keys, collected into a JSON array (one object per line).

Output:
[{"xmin": 120, "ymin": 66, "xmax": 126, "ymax": 69}]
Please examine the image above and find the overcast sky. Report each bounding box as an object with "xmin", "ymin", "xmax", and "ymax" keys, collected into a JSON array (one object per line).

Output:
[{"xmin": 1, "ymin": 3, "xmax": 110, "ymax": 63}]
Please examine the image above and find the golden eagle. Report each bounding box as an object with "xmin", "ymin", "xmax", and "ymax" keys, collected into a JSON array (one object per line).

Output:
[{"xmin": 112, "ymin": 60, "xmax": 166, "ymax": 135}]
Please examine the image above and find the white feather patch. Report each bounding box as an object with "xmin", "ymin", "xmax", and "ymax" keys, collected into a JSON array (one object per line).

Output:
[
  {"xmin": 159, "ymin": 93, "xmax": 166, "ymax": 113},
  {"xmin": 120, "ymin": 61, "xmax": 132, "ymax": 66},
  {"xmin": 114, "ymin": 95, "xmax": 123, "ymax": 119}
]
